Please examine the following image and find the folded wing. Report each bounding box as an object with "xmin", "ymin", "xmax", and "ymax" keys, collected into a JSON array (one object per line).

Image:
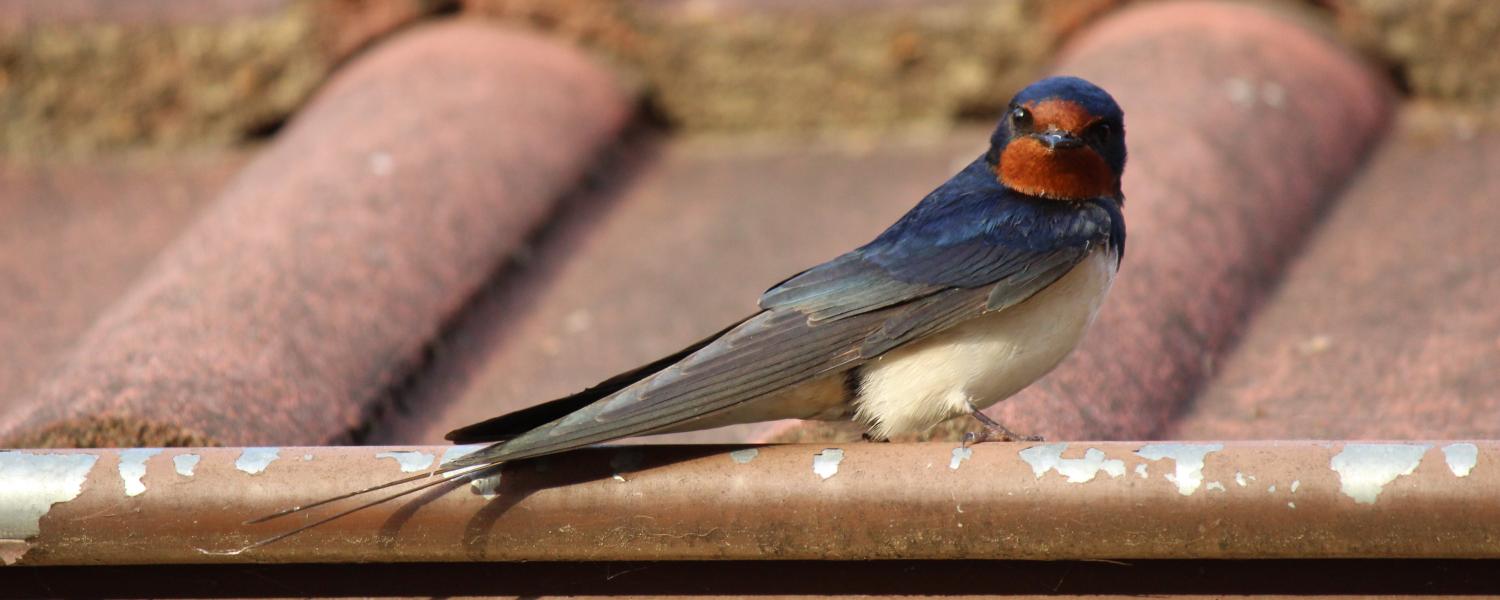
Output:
[{"xmin": 446, "ymin": 197, "xmax": 1118, "ymax": 466}]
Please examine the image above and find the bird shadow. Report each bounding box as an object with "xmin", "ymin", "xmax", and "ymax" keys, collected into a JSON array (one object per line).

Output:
[{"xmin": 374, "ymin": 445, "xmax": 744, "ymax": 555}]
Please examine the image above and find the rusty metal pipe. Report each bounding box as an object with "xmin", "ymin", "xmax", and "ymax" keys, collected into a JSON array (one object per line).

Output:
[{"xmin": 2, "ymin": 441, "xmax": 1495, "ymax": 566}]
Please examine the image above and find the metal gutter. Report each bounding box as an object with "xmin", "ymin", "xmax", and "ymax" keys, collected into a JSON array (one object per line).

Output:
[{"xmin": 1, "ymin": 441, "xmax": 1494, "ymax": 566}]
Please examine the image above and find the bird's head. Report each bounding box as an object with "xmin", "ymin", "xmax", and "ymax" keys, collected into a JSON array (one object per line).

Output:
[{"xmin": 986, "ymin": 76, "xmax": 1125, "ymax": 201}]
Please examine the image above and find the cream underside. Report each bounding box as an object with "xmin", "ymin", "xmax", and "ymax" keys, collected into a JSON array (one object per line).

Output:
[
  {"xmin": 854, "ymin": 248, "xmax": 1116, "ymax": 438},
  {"xmin": 655, "ymin": 249, "xmax": 1117, "ymax": 437}
]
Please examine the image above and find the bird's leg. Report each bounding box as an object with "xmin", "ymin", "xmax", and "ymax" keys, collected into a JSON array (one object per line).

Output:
[{"xmin": 962, "ymin": 400, "xmax": 1043, "ymax": 447}]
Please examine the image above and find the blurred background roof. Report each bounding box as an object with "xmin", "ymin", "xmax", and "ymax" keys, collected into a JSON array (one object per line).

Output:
[
  {"xmin": 5, "ymin": 0, "xmax": 1500, "ymax": 596},
  {"xmin": 1, "ymin": 0, "xmax": 1497, "ymax": 449}
]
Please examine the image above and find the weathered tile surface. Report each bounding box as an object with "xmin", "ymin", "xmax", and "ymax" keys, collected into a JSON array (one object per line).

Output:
[
  {"xmin": 0, "ymin": 155, "xmax": 244, "ymax": 417},
  {"xmin": 1173, "ymin": 106, "xmax": 1500, "ymax": 440},
  {"xmin": 0, "ymin": 21, "xmax": 632, "ymax": 447}
]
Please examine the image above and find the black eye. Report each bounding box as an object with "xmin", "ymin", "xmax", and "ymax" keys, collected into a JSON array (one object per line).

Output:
[
  {"xmin": 1010, "ymin": 107, "xmax": 1033, "ymax": 131},
  {"xmin": 1089, "ymin": 122, "xmax": 1113, "ymax": 143}
]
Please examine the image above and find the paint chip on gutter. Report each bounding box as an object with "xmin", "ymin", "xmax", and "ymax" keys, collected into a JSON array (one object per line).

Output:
[
  {"xmin": 440, "ymin": 444, "xmax": 486, "ymax": 466},
  {"xmin": 0, "ymin": 452, "xmax": 99, "ymax": 542},
  {"xmin": 1442, "ymin": 443, "xmax": 1478, "ymax": 477},
  {"xmin": 949, "ymin": 447, "xmax": 973, "ymax": 470},
  {"xmin": 730, "ymin": 448, "xmax": 759, "ymax": 465},
  {"xmin": 1019, "ymin": 444, "xmax": 1125, "ymax": 483},
  {"xmin": 235, "ymin": 448, "xmax": 280, "ymax": 475},
  {"xmin": 1135, "ymin": 443, "xmax": 1223, "ymax": 496},
  {"xmin": 470, "ymin": 471, "xmax": 503, "ymax": 499},
  {"xmin": 376, "ymin": 451, "xmax": 436, "ymax": 473},
  {"xmin": 1330, "ymin": 443, "xmax": 1430, "ymax": 504},
  {"xmin": 173, "ymin": 454, "xmax": 200, "ymax": 477},
  {"xmin": 813, "ymin": 448, "xmax": 844, "ymax": 480},
  {"xmin": 118, "ymin": 448, "xmax": 162, "ymax": 497}
]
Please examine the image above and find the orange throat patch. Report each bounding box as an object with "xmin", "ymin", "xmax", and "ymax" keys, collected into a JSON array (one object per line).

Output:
[{"xmin": 997, "ymin": 137, "xmax": 1116, "ymax": 200}]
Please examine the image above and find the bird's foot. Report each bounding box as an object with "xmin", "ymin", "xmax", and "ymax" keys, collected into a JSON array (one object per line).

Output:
[{"xmin": 962, "ymin": 402, "xmax": 1043, "ymax": 448}]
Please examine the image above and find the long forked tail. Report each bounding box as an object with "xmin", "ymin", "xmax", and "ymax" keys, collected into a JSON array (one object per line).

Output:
[{"xmin": 227, "ymin": 458, "xmax": 502, "ymax": 554}]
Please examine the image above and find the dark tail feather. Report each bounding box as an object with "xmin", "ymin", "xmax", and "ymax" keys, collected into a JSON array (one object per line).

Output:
[
  {"xmin": 225, "ymin": 462, "xmax": 503, "ymax": 555},
  {"xmin": 243, "ymin": 461, "xmax": 488, "ymax": 525},
  {"xmin": 445, "ymin": 395, "xmax": 597, "ymax": 444},
  {"xmin": 445, "ymin": 316, "xmax": 755, "ymax": 443}
]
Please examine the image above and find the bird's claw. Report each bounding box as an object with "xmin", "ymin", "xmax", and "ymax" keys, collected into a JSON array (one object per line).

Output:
[
  {"xmin": 964, "ymin": 401, "xmax": 1043, "ymax": 446},
  {"xmin": 961, "ymin": 428, "xmax": 1042, "ymax": 449}
]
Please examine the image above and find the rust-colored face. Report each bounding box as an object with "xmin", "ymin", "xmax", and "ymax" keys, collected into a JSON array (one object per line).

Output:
[{"xmin": 997, "ymin": 99, "xmax": 1117, "ymax": 200}]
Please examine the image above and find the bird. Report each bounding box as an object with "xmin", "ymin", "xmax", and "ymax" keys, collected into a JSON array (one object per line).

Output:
[{"xmin": 244, "ymin": 75, "xmax": 1127, "ymax": 546}]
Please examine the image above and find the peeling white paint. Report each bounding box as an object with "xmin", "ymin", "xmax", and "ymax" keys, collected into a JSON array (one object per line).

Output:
[
  {"xmin": 118, "ymin": 448, "xmax": 162, "ymax": 497},
  {"xmin": 173, "ymin": 454, "xmax": 200, "ymax": 477},
  {"xmin": 375, "ymin": 451, "xmax": 435, "ymax": 473},
  {"xmin": 440, "ymin": 444, "xmax": 486, "ymax": 465},
  {"xmin": 1235, "ymin": 472, "xmax": 1247, "ymax": 487},
  {"xmin": 1330, "ymin": 443, "xmax": 1431, "ymax": 505},
  {"xmin": 234, "ymin": 448, "xmax": 280, "ymax": 475},
  {"xmin": 1290, "ymin": 479, "xmax": 1301, "ymax": 493},
  {"xmin": 949, "ymin": 447, "xmax": 973, "ymax": 470},
  {"xmin": 1134, "ymin": 463, "xmax": 1148, "ymax": 479},
  {"xmin": 438, "ymin": 444, "xmax": 488, "ymax": 479},
  {"xmin": 1268, "ymin": 484, "xmax": 1276, "ymax": 493},
  {"xmin": 1206, "ymin": 481, "xmax": 1225, "ymax": 492},
  {"xmin": 301, "ymin": 454, "xmax": 314, "ymax": 461},
  {"xmin": 0, "ymin": 452, "xmax": 98, "ymax": 540},
  {"xmin": 1288, "ymin": 501, "xmax": 1296, "ymax": 509},
  {"xmin": 813, "ymin": 448, "xmax": 844, "ymax": 480},
  {"xmin": 1135, "ymin": 443, "xmax": 1222, "ymax": 496},
  {"xmin": 470, "ymin": 471, "xmax": 502, "ymax": 499},
  {"xmin": 1443, "ymin": 443, "xmax": 1478, "ymax": 477},
  {"xmin": 730, "ymin": 448, "xmax": 759, "ymax": 465},
  {"xmin": 1019, "ymin": 444, "xmax": 1125, "ymax": 483}
]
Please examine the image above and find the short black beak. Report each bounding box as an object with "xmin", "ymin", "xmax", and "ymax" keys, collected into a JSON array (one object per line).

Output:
[{"xmin": 1034, "ymin": 131, "xmax": 1083, "ymax": 150}]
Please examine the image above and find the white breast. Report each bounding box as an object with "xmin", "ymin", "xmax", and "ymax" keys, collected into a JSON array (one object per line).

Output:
[{"xmin": 853, "ymin": 249, "xmax": 1117, "ymax": 439}]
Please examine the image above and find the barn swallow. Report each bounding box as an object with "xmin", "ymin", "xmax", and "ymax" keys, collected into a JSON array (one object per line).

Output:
[{"xmin": 247, "ymin": 76, "xmax": 1126, "ymax": 542}]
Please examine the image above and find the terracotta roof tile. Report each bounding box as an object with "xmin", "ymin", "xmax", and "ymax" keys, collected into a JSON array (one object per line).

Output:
[
  {"xmin": 1173, "ymin": 106, "xmax": 1500, "ymax": 439},
  {"xmin": 0, "ymin": 156, "xmax": 244, "ymax": 417},
  {"xmin": 0, "ymin": 21, "xmax": 632, "ymax": 447}
]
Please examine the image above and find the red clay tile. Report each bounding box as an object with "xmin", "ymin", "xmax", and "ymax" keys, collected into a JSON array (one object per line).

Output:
[
  {"xmin": 1172, "ymin": 106, "xmax": 1500, "ymax": 440},
  {"xmin": 0, "ymin": 155, "xmax": 244, "ymax": 416},
  {"xmin": 771, "ymin": 0, "xmax": 1394, "ymax": 442},
  {"xmin": 0, "ymin": 21, "xmax": 632, "ymax": 447}
]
